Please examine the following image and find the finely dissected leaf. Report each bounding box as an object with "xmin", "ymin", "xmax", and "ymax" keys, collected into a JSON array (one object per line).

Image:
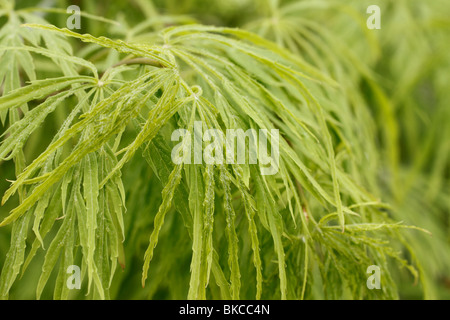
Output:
[
  {"xmin": 254, "ymin": 168, "xmax": 287, "ymax": 300},
  {"xmin": 24, "ymin": 24, "xmax": 174, "ymax": 68},
  {"xmin": 187, "ymin": 165, "xmax": 205, "ymax": 300},
  {"xmin": 36, "ymin": 191, "xmax": 76, "ymax": 299},
  {"xmin": 100, "ymin": 77, "xmax": 191, "ymax": 186},
  {"xmin": 322, "ymin": 222, "xmax": 432, "ymax": 235},
  {"xmin": 202, "ymin": 164, "xmax": 215, "ymax": 289},
  {"xmin": 21, "ymin": 7, "xmax": 121, "ymax": 26},
  {"xmin": 74, "ymin": 186, "xmax": 104, "ymax": 298},
  {"xmin": 142, "ymin": 163, "xmax": 184, "ymax": 286},
  {"xmin": 0, "ymin": 76, "xmax": 96, "ymax": 113},
  {"xmin": 83, "ymin": 152, "xmax": 100, "ymax": 293},
  {"xmin": 219, "ymin": 167, "xmax": 241, "ymax": 300},
  {"xmin": 0, "ymin": 90, "xmax": 82, "ymax": 161},
  {"xmin": 0, "ymin": 46, "xmax": 98, "ymax": 78},
  {"xmin": 232, "ymin": 165, "xmax": 262, "ymax": 299},
  {"xmin": 21, "ymin": 186, "xmax": 62, "ymax": 274},
  {"xmin": 0, "ymin": 212, "xmax": 31, "ymax": 300},
  {"xmin": 0, "ymin": 71, "xmax": 167, "ymax": 224},
  {"xmin": 53, "ymin": 219, "xmax": 75, "ymax": 300}
]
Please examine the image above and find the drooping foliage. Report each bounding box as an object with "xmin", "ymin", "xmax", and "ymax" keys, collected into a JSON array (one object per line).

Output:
[{"xmin": 0, "ymin": 0, "xmax": 448, "ymax": 300}]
